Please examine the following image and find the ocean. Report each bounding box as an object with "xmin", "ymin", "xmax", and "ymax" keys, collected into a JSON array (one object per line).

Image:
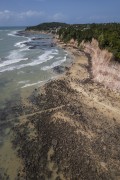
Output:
[
  {"xmin": 0, "ymin": 27, "xmax": 71, "ymax": 178},
  {"xmin": 0, "ymin": 27, "xmax": 70, "ymax": 106}
]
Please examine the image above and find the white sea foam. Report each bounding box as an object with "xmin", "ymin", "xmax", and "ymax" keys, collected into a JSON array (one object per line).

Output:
[
  {"xmin": 19, "ymin": 47, "xmax": 30, "ymax": 52},
  {"xmin": 8, "ymin": 30, "xmax": 18, "ymax": 37},
  {"xmin": 21, "ymin": 81, "xmax": 43, "ymax": 88},
  {"xmin": 0, "ymin": 50, "xmax": 54, "ymax": 72},
  {"xmin": 0, "ymin": 57, "xmax": 28, "ymax": 69},
  {"xmin": 41, "ymin": 56, "xmax": 67, "ymax": 71},
  {"xmin": 54, "ymin": 49, "xmax": 58, "ymax": 52},
  {"xmin": 14, "ymin": 38, "xmax": 32, "ymax": 49},
  {"xmin": 37, "ymin": 50, "xmax": 54, "ymax": 64},
  {"xmin": 14, "ymin": 41, "xmax": 26, "ymax": 48},
  {"xmin": 0, "ymin": 49, "xmax": 28, "ymax": 69},
  {"xmin": 18, "ymin": 80, "xmax": 30, "ymax": 84},
  {"xmin": 0, "ymin": 66, "xmax": 16, "ymax": 72},
  {"xmin": 16, "ymin": 50, "xmax": 54, "ymax": 69},
  {"xmin": 52, "ymin": 52, "xmax": 59, "ymax": 55},
  {"xmin": 51, "ymin": 49, "xmax": 59, "ymax": 55},
  {"xmin": 18, "ymin": 50, "xmax": 54, "ymax": 68}
]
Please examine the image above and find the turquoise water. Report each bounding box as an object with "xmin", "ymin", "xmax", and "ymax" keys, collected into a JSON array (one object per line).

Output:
[{"xmin": 0, "ymin": 27, "xmax": 70, "ymax": 106}]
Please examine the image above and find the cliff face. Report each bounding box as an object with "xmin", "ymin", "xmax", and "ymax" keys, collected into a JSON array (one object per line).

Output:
[
  {"xmin": 57, "ymin": 36, "xmax": 120, "ymax": 91},
  {"xmin": 69, "ymin": 38, "xmax": 78, "ymax": 47},
  {"xmin": 81, "ymin": 39, "xmax": 120, "ymax": 91}
]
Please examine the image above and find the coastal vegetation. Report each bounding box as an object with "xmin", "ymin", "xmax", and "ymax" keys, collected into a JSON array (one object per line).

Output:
[
  {"xmin": 26, "ymin": 22, "xmax": 68, "ymax": 33},
  {"xmin": 57, "ymin": 23, "xmax": 120, "ymax": 90},
  {"xmin": 58, "ymin": 23, "xmax": 120, "ymax": 63},
  {"xmin": 26, "ymin": 22, "xmax": 120, "ymax": 62},
  {"xmin": 26, "ymin": 22, "xmax": 120, "ymax": 91}
]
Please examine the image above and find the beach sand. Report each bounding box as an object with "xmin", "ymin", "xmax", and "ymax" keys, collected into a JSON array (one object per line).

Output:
[{"xmin": 11, "ymin": 40, "xmax": 120, "ymax": 179}]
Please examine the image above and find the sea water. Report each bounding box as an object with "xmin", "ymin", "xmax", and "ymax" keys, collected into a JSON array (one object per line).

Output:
[
  {"xmin": 0, "ymin": 27, "xmax": 70, "ymax": 106},
  {"xmin": 0, "ymin": 27, "xmax": 70, "ymax": 178}
]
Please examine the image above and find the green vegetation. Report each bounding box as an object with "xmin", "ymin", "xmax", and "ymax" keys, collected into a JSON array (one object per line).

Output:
[
  {"xmin": 26, "ymin": 22, "xmax": 120, "ymax": 62},
  {"xmin": 58, "ymin": 23, "xmax": 120, "ymax": 62},
  {"xmin": 26, "ymin": 22, "xmax": 68, "ymax": 33}
]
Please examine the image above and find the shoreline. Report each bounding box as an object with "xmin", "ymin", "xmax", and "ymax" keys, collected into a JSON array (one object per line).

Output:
[
  {"xmin": 1, "ymin": 31, "xmax": 120, "ymax": 179},
  {"xmin": 11, "ymin": 35, "xmax": 120, "ymax": 179}
]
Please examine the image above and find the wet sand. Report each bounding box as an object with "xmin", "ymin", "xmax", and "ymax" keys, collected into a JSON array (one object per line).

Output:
[{"xmin": 2, "ymin": 41, "xmax": 120, "ymax": 179}]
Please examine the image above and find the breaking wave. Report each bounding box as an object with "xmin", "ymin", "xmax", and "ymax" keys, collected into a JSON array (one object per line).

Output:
[
  {"xmin": 0, "ymin": 50, "xmax": 54, "ymax": 72},
  {"xmin": 21, "ymin": 81, "xmax": 43, "ymax": 88},
  {"xmin": 41, "ymin": 56, "xmax": 67, "ymax": 70}
]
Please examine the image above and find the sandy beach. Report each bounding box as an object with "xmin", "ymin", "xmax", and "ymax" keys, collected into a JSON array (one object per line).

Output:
[{"xmin": 9, "ymin": 39, "xmax": 120, "ymax": 179}]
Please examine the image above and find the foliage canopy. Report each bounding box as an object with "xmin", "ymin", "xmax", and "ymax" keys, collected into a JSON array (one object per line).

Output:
[
  {"xmin": 58, "ymin": 23, "xmax": 120, "ymax": 62},
  {"xmin": 26, "ymin": 22, "xmax": 120, "ymax": 62}
]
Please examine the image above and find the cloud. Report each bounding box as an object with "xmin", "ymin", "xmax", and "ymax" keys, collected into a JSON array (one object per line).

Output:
[
  {"xmin": 52, "ymin": 13, "xmax": 66, "ymax": 21},
  {"xmin": 0, "ymin": 10, "xmax": 45, "ymax": 25},
  {"xmin": 19, "ymin": 10, "xmax": 44, "ymax": 19},
  {"xmin": 0, "ymin": 10, "xmax": 67, "ymax": 26},
  {"xmin": 0, "ymin": 10, "xmax": 13, "ymax": 20},
  {"xmin": 0, "ymin": 10, "xmax": 44, "ymax": 19},
  {"xmin": 45, "ymin": 13, "xmax": 67, "ymax": 23}
]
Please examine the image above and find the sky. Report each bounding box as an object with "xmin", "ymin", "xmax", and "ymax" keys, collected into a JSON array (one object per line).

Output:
[{"xmin": 0, "ymin": 0, "xmax": 120, "ymax": 26}]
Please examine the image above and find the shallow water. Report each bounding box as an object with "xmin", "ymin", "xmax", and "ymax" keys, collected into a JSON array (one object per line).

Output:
[
  {"xmin": 0, "ymin": 27, "xmax": 70, "ymax": 105},
  {"xmin": 0, "ymin": 27, "xmax": 71, "ymax": 179}
]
